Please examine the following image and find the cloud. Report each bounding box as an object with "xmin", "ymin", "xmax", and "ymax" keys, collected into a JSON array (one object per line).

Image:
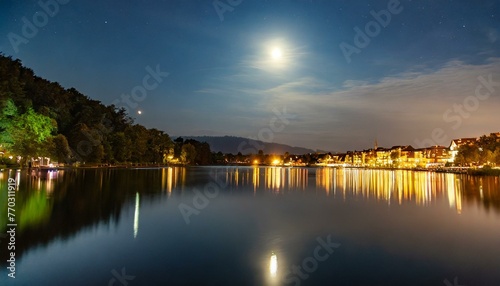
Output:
[
  {"xmin": 267, "ymin": 58, "xmax": 500, "ymax": 150},
  {"xmin": 195, "ymin": 56, "xmax": 500, "ymax": 151}
]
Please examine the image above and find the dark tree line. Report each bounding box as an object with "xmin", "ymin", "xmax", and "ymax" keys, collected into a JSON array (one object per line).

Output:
[
  {"xmin": 0, "ymin": 54, "xmax": 195, "ymax": 165},
  {"xmin": 172, "ymin": 137, "xmax": 212, "ymax": 165}
]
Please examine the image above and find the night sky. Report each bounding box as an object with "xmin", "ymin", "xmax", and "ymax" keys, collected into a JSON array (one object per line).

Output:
[{"xmin": 1, "ymin": 0, "xmax": 499, "ymax": 152}]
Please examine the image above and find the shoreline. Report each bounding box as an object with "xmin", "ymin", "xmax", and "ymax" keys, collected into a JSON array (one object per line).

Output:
[{"xmin": 2, "ymin": 164, "xmax": 499, "ymax": 177}]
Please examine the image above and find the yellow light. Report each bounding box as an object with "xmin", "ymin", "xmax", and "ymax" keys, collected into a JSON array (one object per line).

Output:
[
  {"xmin": 272, "ymin": 159, "xmax": 280, "ymax": 166},
  {"xmin": 253, "ymin": 160, "xmax": 259, "ymax": 165},
  {"xmin": 270, "ymin": 253, "xmax": 278, "ymax": 277}
]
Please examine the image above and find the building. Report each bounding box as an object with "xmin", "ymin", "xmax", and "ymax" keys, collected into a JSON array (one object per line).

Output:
[
  {"xmin": 389, "ymin": 145, "xmax": 417, "ymax": 167},
  {"xmin": 420, "ymin": 145, "xmax": 451, "ymax": 166}
]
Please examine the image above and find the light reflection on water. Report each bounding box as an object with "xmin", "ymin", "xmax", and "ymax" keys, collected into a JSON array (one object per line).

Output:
[
  {"xmin": 133, "ymin": 192, "xmax": 140, "ymax": 239},
  {"xmin": 316, "ymin": 169, "xmax": 465, "ymax": 211},
  {"xmin": 161, "ymin": 167, "xmax": 185, "ymax": 195},
  {"xmin": 1, "ymin": 167, "xmax": 500, "ymax": 285},
  {"xmin": 270, "ymin": 252, "xmax": 278, "ymax": 277},
  {"xmin": 7, "ymin": 167, "xmax": 500, "ymax": 214},
  {"xmin": 211, "ymin": 167, "xmax": 498, "ymax": 214}
]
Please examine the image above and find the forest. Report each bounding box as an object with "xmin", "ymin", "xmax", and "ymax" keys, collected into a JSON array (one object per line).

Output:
[{"xmin": 0, "ymin": 54, "xmax": 210, "ymax": 167}]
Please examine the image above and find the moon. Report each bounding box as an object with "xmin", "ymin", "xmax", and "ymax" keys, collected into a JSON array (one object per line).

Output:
[
  {"xmin": 271, "ymin": 47, "xmax": 282, "ymax": 60},
  {"xmin": 137, "ymin": 110, "xmax": 142, "ymax": 115}
]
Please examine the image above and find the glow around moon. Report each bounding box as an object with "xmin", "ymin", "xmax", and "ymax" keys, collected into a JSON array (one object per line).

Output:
[
  {"xmin": 250, "ymin": 38, "xmax": 296, "ymax": 72},
  {"xmin": 271, "ymin": 47, "xmax": 283, "ymax": 60}
]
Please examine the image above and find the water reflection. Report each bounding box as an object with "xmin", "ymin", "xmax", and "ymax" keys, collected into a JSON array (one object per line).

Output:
[
  {"xmin": 446, "ymin": 174, "xmax": 462, "ymax": 214},
  {"xmin": 1, "ymin": 166, "xmax": 499, "ymax": 272},
  {"xmin": 222, "ymin": 167, "xmax": 309, "ymax": 193},
  {"xmin": 269, "ymin": 252, "xmax": 278, "ymax": 277},
  {"xmin": 218, "ymin": 167, "xmax": 500, "ymax": 214},
  {"xmin": 30, "ymin": 169, "xmax": 59, "ymax": 194},
  {"xmin": 134, "ymin": 192, "xmax": 140, "ymax": 238},
  {"xmin": 162, "ymin": 167, "xmax": 185, "ymax": 195},
  {"xmin": 253, "ymin": 167, "xmax": 259, "ymax": 193},
  {"xmin": 0, "ymin": 167, "xmax": 188, "ymax": 266},
  {"xmin": 315, "ymin": 168, "xmax": 496, "ymax": 214}
]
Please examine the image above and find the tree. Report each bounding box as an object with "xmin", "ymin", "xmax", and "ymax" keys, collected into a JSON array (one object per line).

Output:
[
  {"xmin": 258, "ymin": 149, "xmax": 265, "ymax": 162},
  {"xmin": 478, "ymin": 135, "xmax": 497, "ymax": 152},
  {"xmin": 455, "ymin": 145, "xmax": 479, "ymax": 166},
  {"xmin": 128, "ymin": 124, "xmax": 149, "ymax": 163},
  {"xmin": 197, "ymin": 142, "xmax": 212, "ymax": 165},
  {"xmin": 0, "ymin": 99, "xmax": 18, "ymax": 145},
  {"xmin": 212, "ymin": 151, "xmax": 224, "ymax": 164},
  {"xmin": 236, "ymin": 151, "xmax": 244, "ymax": 163},
  {"xmin": 493, "ymin": 149, "xmax": 500, "ymax": 166},
  {"xmin": 67, "ymin": 123, "xmax": 105, "ymax": 163},
  {"xmin": 174, "ymin": 137, "xmax": 184, "ymax": 159},
  {"xmin": 1, "ymin": 101, "xmax": 57, "ymax": 165},
  {"xmin": 49, "ymin": 134, "xmax": 72, "ymax": 163},
  {"xmin": 284, "ymin": 152, "xmax": 290, "ymax": 162},
  {"xmin": 147, "ymin": 129, "xmax": 173, "ymax": 163},
  {"xmin": 110, "ymin": 132, "xmax": 131, "ymax": 163},
  {"xmin": 479, "ymin": 149, "xmax": 494, "ymax": 165},
  {"xmin": 181, "ymin": 143, "xmax": 196, "ymax": 164}
]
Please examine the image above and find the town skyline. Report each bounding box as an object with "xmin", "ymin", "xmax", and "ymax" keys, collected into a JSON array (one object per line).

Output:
[{"xmin": 179, "ymin": 131, "xmax": 500, "ymax": 155}]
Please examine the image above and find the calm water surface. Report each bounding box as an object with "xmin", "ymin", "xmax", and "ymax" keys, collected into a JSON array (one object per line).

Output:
[{"xmin": 1, "ymin": 167, "xmax": 500, "ymax": 285}]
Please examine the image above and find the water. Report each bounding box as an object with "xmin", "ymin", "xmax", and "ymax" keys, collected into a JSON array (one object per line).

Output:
[{"xmin": 1, "ymin": 167, "xmax": 499, "ymax": 285}]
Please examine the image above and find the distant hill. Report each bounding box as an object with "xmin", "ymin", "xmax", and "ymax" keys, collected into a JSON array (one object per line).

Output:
[{"xmin": 181, "ymin": 136, "xmax": 315, "ymax": 155}]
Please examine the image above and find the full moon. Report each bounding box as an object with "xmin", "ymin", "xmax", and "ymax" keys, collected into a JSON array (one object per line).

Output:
[
  {"xmin": 137, "ymin": 110, "xmax": 142, "ymax": 115},
  {"xmin": 271, "ymin": 47, "xmax": 282, "ymax": 60}
]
